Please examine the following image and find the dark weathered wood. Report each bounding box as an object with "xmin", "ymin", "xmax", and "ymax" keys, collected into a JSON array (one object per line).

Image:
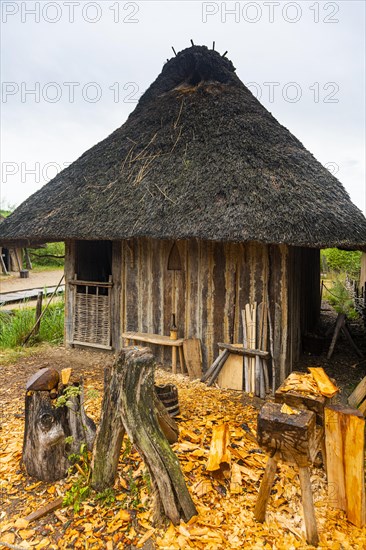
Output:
[
  {"xmin": 257, "ymin": 402, "xmax": 317, "ymax": 467},
  {"xmin": 327, "ymin": 313, "xmax": 345, "ymax": 360},
  {"xmin": 217, "ymin": 343, "xmax": 269, "ymax": 359},
  {"xmin": 299, "ymin": 466, "xmax": 319, "ymax": 546},
  {"xmin": 341, "ymin": 324, "xmax": 364, "ymax": 359},
  {"xmin": 111, "ymin": 241, "xmax": 123, "ymax": 351},
  {"xmin": 24, "ymin": 248, "xmax": 33, "ymax": 270},
  {"xmin": 34, "ymin": 291, "xmax": 43, "ymax": 336},
  {"xmin": 91, "ymin": 366, "xmax": 126, "ymax": 492},
  {"xmin": 254, "ymin": 456, "xmax": 278, "ymax": 522},
  {"xmin": 201, "ymin": 349, "xmax": 229, "ymax": 383},
  {"xmin": 183, "ymin": 338, "xmax": 202, "ymax": 380},
  {"xmin": 207, "ymin": 350, "xmax": 230, "ymax": 386},
  {"xmin": 118, "ymin": 347, "xmax": 197, "ymax": 524},
  {"xmin": 23, "ymin": 376, "xmax": 96, "ymax": 482},
  {"xmin": 23, "ymin": 391, "xmax": 69, "ymax": 481},
  {"xmin": 65, "ymin": 382, "xmax": 96, "ymax": 454}
]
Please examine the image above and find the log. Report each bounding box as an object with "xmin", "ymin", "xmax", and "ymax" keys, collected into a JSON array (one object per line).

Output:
[
  {"xmin": 118, "ymin": 347, "xmax": 197, "ymax": 524},
  {"xmin": 23, "ymin": 375, "xmax": 96, "ymax": 482},
  {"xmin": 275, "ymin": 372, "xmax": 328, "ymax": 426},
  {"xmin": 92, "ymin": 348, "xmax": 197, "ymax": 525},
  {"xmin": 257, "ymin": 402, "xmax": 318, "ymax": 467},
  {"xmin": 22, "ymin": 391, "xmax": 69, "ymax": 481},
  {"xmin": 91, "ymin": 366, "xmax": 126, "ymax": 492},
  {"xmin": 324, "ymin": 405, "xmax": 365, "ymax": 528}
]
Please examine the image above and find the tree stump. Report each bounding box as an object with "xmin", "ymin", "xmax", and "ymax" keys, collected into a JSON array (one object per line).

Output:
[
  {"xmin": 92, "ymin": 348, "xmax": 196, "ymax": 525},
  {"xmin": 22, "ymin": 368, "xmax": 96, "ymax": 481}
]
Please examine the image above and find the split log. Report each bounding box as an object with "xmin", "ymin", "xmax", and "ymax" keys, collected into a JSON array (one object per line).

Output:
[
  {"xmin": 348, "ymin": 375, "xmax": 366, "ymax": 409},
  {"xmin": 118, "ymin": 347, "xmax": 197, "ymax": 524},
  {"xmin": 324, "ymin": 405, "xmax": 365, "ymax": 528},
  {"xmin": 91, "ymin": 365, "xmax": 126, "ymax": 492},
  {"xmin": 206, "ymin": 423, "xmax": 230, "ymax": 472}
]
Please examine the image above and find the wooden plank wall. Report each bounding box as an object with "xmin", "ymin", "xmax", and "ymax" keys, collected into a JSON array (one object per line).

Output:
[
  {"xmin": 360, "ymin": 252, "xmax": 366, "ymax": 289},
  {"xmin": 120, "ymin": 238, "xmax": 304, "ymax": 384}
]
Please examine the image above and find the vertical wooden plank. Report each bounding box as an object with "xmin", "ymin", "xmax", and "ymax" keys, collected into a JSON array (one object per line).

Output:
[
  {"xmin": 205, "ymin": 241, "xmax": 215, "ymax": 368},
  {"xmin": 124, "ymin": 239, "xmax": 138, "ymax": 333},
  {"xmin": 213, "ymin": 242, "xmax": 226, "ymax": 350},
  {"xmin": 64, "ymin": 240, "xmax": 76, "ymax": 347},
  {"xmin": 325, "ymin": 406, "xmax": 366, "ymax": 528},
  {"xmin": 175, "ymin": 240, "xmax": 186, "ymax": 341},
  {"xmin": 111, "ymin": 241, "xmax": 122, "ymax": 351}
]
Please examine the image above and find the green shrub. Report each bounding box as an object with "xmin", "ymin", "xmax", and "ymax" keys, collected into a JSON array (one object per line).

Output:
[
  {"xmin": 321, "ymin": 248, "xmax": 361, "ymax": 279},
  {"xmin": 325, "ymin": 274, "xmax": 358, "ymax": 318},
  {"xmin": 29, "ymin": 242, "xmax": 65, "ymax": 268}
]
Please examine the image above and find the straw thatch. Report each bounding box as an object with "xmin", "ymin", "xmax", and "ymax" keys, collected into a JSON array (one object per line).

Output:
[{"xmin": 1, "ymin": 45, "xmax": 366, "ymax": 249}]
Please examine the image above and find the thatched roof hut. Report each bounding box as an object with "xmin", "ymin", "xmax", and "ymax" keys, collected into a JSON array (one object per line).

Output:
[
  {"xmin": 2, "ymin": 45, "xmax": 366, "ymax": 248},
  {"xmin": 1, "ymin": 45, "xmax": 366, "ymax": 385}
]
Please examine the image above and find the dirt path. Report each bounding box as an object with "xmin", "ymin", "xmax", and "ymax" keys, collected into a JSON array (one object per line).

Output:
[{"xmin": 0, "ymin": 269, "xmax": 64, "ymax": 294}]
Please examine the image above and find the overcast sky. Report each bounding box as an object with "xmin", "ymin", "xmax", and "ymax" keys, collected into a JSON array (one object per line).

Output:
[{"xmin": 1, "ymin": 0, "xmax": 365, "ymax": 214}]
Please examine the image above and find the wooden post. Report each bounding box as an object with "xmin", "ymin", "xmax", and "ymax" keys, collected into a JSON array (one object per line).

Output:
[
  {"xmin": 24, "ymin": 248, "xmax": 33, "ymax": 270},
  {"xmin": 172, "ymin": 345, "xmax": 177, "ymax": 374},
  {"xmin": 34, "ymin": 291, "xmax": 43, "ymax": 336}
]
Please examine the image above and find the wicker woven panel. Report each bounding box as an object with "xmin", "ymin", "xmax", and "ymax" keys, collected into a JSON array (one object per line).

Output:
[{"xmin": 73, "ymin": 293, "xmax": 111, "ymax": 347}]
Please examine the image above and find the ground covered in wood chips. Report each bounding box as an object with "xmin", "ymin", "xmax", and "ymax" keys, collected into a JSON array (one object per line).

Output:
[{"xmin": 0, "ymin": 343, "xmax": 365, "ymax": 550}]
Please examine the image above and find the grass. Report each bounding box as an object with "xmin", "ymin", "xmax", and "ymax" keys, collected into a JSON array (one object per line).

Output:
[{"xmin": 0, "ymin": 296, "xmax": 64, "ymax": 349}]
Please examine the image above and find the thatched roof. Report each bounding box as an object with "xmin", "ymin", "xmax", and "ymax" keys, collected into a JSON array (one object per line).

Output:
[{"xmin": 1, "ymin": 45, "xmax": 366, "ymax": 250}]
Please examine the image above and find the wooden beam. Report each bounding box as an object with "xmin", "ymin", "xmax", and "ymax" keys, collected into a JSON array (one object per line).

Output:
[{"xmin": 217, "ymin": 343, "xmax": 269, "ymax": 359}]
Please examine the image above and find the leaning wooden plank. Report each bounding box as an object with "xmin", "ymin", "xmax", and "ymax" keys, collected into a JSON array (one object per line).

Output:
[
  {"xmin": 308, "ymin": 367, "xmax": 339, "ymax": 398},
  {"xmin": 217, "ymin": 349, "xmax": 244, "ymax": 391},
  {"xmin": 325, "ymin": 405, "xmax": 365, "ymax": 528},
  {"xmin": 358, "ymin": 398, "xmax": 366, "ymax": 416},
  {"xmin": 201, "ymin": 349, "xmax": 229, "ymax": 383},
  {"xmin": 207, "ymin": 351, "xmax": 229, "ymax": 386},
  {"xmin": 217, "ymin": 343, "xmax": 269, "ymax": 358},
  {"xmin": 206, "ymin": 423, "xmax": 230, "ymax": 472},
  {"xmin": 341, "ymin": 325, "xmax": 364, "ymax": 359},
  {"xmin": 183, "ymin": 338, "xmax": 202, "ymax": 380},
  {"xmin": 348, "ymin": 376, "xmax": 366, "ymax": 409},
  {"xmin": 327, "ymin": 313, "xmax": 345, "ymax": 360}
]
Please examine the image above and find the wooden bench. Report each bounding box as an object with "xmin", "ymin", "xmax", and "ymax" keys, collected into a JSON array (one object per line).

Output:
[{"xmin": 122, "ymin": 332, "xmax": 184, "ymax": 374}]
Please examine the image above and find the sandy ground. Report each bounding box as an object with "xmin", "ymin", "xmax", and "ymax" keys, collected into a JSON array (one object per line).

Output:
[{"xmin": 0, "ymin": 269, "xmax": 64, "ymax": 293}]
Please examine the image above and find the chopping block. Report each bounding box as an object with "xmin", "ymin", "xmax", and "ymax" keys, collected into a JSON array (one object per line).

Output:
[{"xmin": 254, "ymin": 402, "xmax": 320, "ymax": 546}]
